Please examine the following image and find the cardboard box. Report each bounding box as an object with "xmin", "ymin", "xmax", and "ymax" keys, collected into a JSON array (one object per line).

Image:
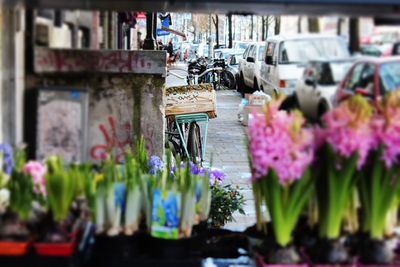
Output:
[
  {"xmin": 245, "ymin": 93, "xmax": 271, "ymax": 106},
  {"xmin": 242, "ymin": 105, "xmax": 264, "ymax": 126}
]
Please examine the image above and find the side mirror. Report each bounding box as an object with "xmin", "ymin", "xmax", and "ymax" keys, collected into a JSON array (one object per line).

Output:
[
  {"xmin": 305, "ymin": 78, "xmax": 317, "ymax": 87},
  {"xmin": 355, "ymin": 88, "xmax": 372, "ymax": 97},
  {"xmin": 247, "ymin": 57, "xmax": 255, "ymax": 63}
]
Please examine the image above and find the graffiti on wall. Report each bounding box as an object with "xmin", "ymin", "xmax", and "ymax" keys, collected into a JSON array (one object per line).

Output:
[
  {"xmin": 35, "ymin": 47, "xmax": 166, "ymax": 75},
  {"xmin": 90, "ymin": 116, "xmax": 133, "ymax": 163},
  {"xmin": 90, "ymin": 116, "xmax": 155, "ymax": 162}
]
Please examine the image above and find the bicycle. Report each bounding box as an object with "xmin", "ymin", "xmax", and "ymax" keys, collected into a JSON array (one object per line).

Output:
[{"xmin": 166, "ymin": 67, "xmax": 212, "ymax": 165}]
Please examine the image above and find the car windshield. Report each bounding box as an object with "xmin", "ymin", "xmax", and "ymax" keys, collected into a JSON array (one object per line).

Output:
[
  {"xmin": 279, "ymin": 38, "xmax": 349, "ymax": 64},
  {"xmin": 229, "ymin": 54, "xmax": 243, "ymax": 65},
  {"xmin": 380, "ymin": 62, "xmax": 400, "ymax": 93}
]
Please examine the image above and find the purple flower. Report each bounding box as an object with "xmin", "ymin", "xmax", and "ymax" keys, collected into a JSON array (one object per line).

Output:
[
  {"xmin": 209, "ymin": 168, "xmax": 226, "ymax": 185},
  {"xmin": 0, "ymin": 144, "xmax": 14, "ymax": 175},
  {"xmin": 148, "ymin": 155, "xmax": 165, "ymax": 175},
  {"xmin": 190, "ymin": 162, "xmax": 206, "ymax": 176}
]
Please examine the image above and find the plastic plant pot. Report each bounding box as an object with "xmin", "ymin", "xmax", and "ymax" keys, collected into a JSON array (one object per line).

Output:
[
  {"xmin": 33, "ymin": 229, "xmax": 81, "ymax": 257},
  {"xmin": 0, "ymin": 241, "xmax": 31, "ymax": 256}
]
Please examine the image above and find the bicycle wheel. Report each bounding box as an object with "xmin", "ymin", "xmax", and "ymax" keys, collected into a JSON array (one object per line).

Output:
[{"xmin": 187, "ymin": 122, "xmax": 202, "ymax": 164}]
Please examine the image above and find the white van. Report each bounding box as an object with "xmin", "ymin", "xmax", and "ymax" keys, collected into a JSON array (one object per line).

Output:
[{"xmin": 260, "ymin": 34, "xmax": 350, "ymax": 96}]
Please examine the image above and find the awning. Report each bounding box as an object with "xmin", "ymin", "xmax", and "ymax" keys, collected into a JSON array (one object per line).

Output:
[{"xmin": 3, "ymin": 0, "xmax": 400, "ymax": 17}]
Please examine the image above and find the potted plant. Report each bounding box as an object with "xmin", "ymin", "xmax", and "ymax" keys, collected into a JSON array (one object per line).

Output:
[
  {"xmin": 311, "ymin": 96, "xmax": 375, "ymax": 265},
  {"xmin": 248, "ymin": 101, "xmax": 314, "ymax": 266},
  {"xmin": 357, "ymin": 91, "xmax": 400, "ymax": 265},
  {"xmin": 34, "ymin": 156, "xmax": 80, "ymax": 257},
  {"xmin": 0, "ymin": 145, "xmax": 33, "ymax": 256}
]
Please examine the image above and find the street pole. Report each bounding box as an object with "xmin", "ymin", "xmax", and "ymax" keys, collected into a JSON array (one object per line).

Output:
[
  {"xmin": 143, "ymin": 12, "xmax": 156, "ymax": 50},
  {"xmin": 208, "ymin": 14, "xmax": 212, "ymax": 59}
]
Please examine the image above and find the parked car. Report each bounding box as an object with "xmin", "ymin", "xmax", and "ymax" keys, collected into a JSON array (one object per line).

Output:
[
  {"xmin": 295, "ymin": 59, "xmax": 355, "ymax": 119},
  {"xmin": 260, "ymin": 34, "xmax": 350, "ymax": 97},
  {"xmin": 336, "ymin": 56, "xmax": 400, "ymax": 104},
  {"xmin": 238, "ymin": 42, "xmax": 266, "ymax": 95},
  {"xmin": 224, "ymin": 51, "xmax": 245, "ymax": 89},
  {"xmin": 361, "ymin": 43, "xmax": 394, "ymax": 57},
  {"xmin": 233, "ymin": 41, "xmax": 251, "ymax": 50}
]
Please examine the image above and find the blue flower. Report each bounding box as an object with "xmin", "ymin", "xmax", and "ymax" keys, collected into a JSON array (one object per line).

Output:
[
  {"xmin": 148, "ymin": 155, "xmax": 165, "ymax": 175},
  {"xmin": 0, "ymin": 144, "xmax": 14, "ymax": 175}
]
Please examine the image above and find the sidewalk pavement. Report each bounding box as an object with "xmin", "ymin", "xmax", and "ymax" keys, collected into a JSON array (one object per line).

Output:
[{"xmin": 205, "ymin": 90, "xmax": 256, "ymax": 231}]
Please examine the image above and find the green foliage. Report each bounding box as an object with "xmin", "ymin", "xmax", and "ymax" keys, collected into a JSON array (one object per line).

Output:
[
  {"xmin": 46, "ymin": 156, "xmax": 78, "ymax": 222},
  {"xmin": 209, "ymin": 184, "xmax": 245, "ymax": 228},
  {"xmin": 359, "ymin": 148, "xmax": 400, "ymax": 239},
  {"xmin": 262, "ymin": 170, "xmax": 313, "ymax": 246},
  {"xmin": 8, "ymin": 149, "xmax": 34, "ymax": 221},
  {"xmin": 316, "ymin": 144, "xmax": 358, "ymax": 239}
]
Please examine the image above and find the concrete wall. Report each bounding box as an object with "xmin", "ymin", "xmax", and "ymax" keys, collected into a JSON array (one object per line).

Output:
[
  {"xmin": 29, "ymin": 48, "xmax": 166, "ymax": 161},
  {"xmin": 0, "ymin": 7, "xmax": 16, "ymax": 144}
]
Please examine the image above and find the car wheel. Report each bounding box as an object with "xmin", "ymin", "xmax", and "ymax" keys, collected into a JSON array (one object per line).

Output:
[
  {"xmin": 239, "ymin": 73, "xmax": 245, "ymax": 97},
  {"xmin": 318, "ymin": 100, "xmax": 329, "ymax": 118},
  {"xmin": 279, "ymin": 94, "xmax": 299, "ymax": 112},
  {"xmin": 253, "ymin": 78, "xmax": 259, "ymax": 91},
  {"xmin": 225, "ymin": 72, "xmax": 236, "ymax": 89}
]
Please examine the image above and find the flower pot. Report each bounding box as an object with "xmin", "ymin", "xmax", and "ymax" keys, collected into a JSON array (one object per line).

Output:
[
  {"xmin": 256, "ymin": 254, "xmax": 309, "ymax": 267},
  {"xmin": 0, "ymin": 241, "xmax": 31, "ymax": 256},
  {"xmin": 34, "ymin": 240, "xmax": 77, "ymax": 256}
]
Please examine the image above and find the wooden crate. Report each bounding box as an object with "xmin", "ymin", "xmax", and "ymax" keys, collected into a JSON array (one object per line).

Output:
[{"xmin": 165, "ymin": 84, "xmax": 217, "ymax": 118}]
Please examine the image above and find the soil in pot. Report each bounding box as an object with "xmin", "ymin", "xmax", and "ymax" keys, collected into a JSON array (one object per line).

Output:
[
  {"xmin": 310, "ymin": 238, "xmax": 352, "ymax": 264},
  {"xmin": 266, "ymin": 245, "xmax": 303, "ymax": 265},
  {"xmin": 359, "ymin": 237, "xmax": 396, "ymax": 264},
  {"xmin": 293, "ymin": 216, "xmax": 318, "ymax": 251}
]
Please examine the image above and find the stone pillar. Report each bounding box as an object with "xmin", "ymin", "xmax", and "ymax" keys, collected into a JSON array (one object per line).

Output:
[
  {"xmin": 0, "ymin": 6, "xmax": 17, "ymax": 143},
  {"xmin": 143, "ymin": 12, "xmax": 155, "ymax": 50}
]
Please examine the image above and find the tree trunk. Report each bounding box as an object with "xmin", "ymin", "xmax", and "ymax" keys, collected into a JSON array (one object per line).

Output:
[
  {"xmin": 308, "ymin": 17, "xmax": 320, "ymax": 33},
  {"xmin": 337, "ymin": 17, "xmax": 344, "ymax": 36},
  {"xmin": 261, "ymin": 16, "xmax": 266, "ymax": 41},
  {"xmin": 212, "ymin": 15, "xmax": 219, "ymax": 48},
  {"xmin": 274, "ymin": 16, "xmax": 281, "ymax": 35},
  {"xmin": 298, "ymin": 16, "xmax": 302, "ymax": 33},
  {"xmin": 250, "ymin": 15, "xmax": 254, "ymax": 40},
  {"xmin": 228, "ymin": 13, "xmax": 233, "ymax": 48},
  {"xmin": 349, "ymin": 18, "xmax": 360, "ymax": 54}
]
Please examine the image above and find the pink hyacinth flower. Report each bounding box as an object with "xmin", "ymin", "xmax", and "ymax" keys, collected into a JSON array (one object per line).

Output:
[
  {"xmin": 248, "ymin": 102, "xmax": 314, "ymax": 184},
  {"xmin": 23, "ymin": 161, "xmax": 47, "ymax": 196}
]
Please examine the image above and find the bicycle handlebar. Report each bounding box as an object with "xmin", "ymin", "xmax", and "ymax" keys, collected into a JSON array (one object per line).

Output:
[{"xmin": 198, "ymin": 67, "xmax": 224, "ymax": 78}]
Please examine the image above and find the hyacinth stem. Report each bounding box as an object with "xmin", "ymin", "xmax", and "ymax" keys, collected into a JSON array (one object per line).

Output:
[
  {"xmin": 263, "ymin": 170, "xmax": 313, "ymax": 247},
  {"xmin": 318, "ymin": 145, "xmax": 358, "ymax": 240},
  {"xmin": 360, "ymin": 149, "xmax": 400, "ymax": 240}
]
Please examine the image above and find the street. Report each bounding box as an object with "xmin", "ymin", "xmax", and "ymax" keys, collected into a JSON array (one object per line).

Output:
[{"xmin": 166, "ymin": 69, "xmax": 255, "ymax": 231}]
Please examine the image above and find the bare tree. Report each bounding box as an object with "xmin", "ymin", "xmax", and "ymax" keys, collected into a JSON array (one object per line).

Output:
[
  {"xmin": 250, "ymin": 15, "xmax": 254, "ymax": 40},
  {"xmin": 337, "ymin": 17, "xmax": 344, "ymax": 36},
  {"xmin": 227, "ymin": 13, "xmax": 233, "ymax": 48},
  {"xmin": 298, "ymin": 16, "xmax": 302, "ymax": 33},
  {"xmin": 274, "ymin": 16, "xmax": 281, "ymax": 35},
  {"xmin": 308, "ymin": 17, "xmax": 320, "ymax": 33},
  {"xmin": 212, "ymin": 15, "xmax": 219, "ymax": 48},
  {"xmin": 349, "ymin": 18, "xmax": 360, "ymax": 54}
]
